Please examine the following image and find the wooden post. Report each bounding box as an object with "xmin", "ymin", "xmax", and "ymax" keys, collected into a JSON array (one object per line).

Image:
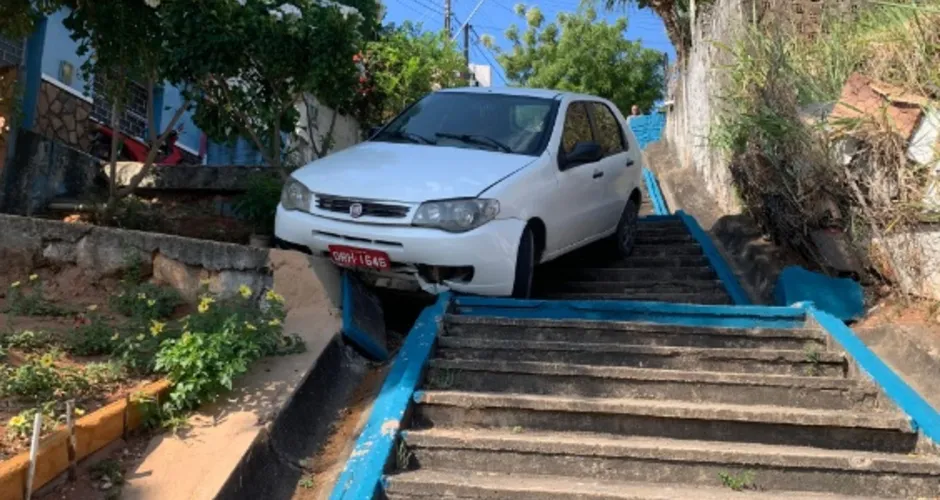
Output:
[
  {"xmin": 25, "ymin": 413, "xmax": 42, "ymax": 500},
  {"xmin": 66, "ymin": 401, "xmax": 77, "ymax": 480}
]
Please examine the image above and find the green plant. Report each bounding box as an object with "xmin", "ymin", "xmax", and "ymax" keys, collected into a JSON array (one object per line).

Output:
[
  {"xmin": 5, "ymin": 276, "xmax": 65, "ymax": 317},
  {"xmin": 426, "ymin": 368, "xmax": 455, "ymax": 390},
  {"xmin": 110, "ymin": 282, "xmax": 182, "ymax": 323},
  {"xmin": 803, "ymin": 343, "xmax": 823, "ymax": 376},
  {"xmin": 718, "ymin": 470, "xmax": 757, "ymax": 491},
  {"xmin": 0, "ymin": 352, "xmax": 90, "ymax": 402},
  {"xmin": 154, "ymin": 288, "xmax": 300, "ymax": 416},
  {"xmin": 90, "ymin": 458, "xmax": 124, "ymax": 486},
  {"xmin": 298, "ymin": 474, "xmax": 315, "ymax": 489},
  {"xmin": 233, "ymin": 174, "xmax": 282, "ymax": 235},
  {"xmin": 83, "ymin": 361, "xmax": 125, "ymax": 386},
  {"xmin": 6, "ymin": 402, "xmax": 58, "ymax": 440},
  {"xmin": 2, "ymin": 329, "xmax": 56, "ymax": 351},
  {"xmin": 69, "ymin": 314, "xmax": 121, "ymax": 356}
]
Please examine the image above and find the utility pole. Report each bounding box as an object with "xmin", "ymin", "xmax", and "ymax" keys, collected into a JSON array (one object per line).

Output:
[
  {"xmin": 444, "ymin": 0, "xmax": 452, "ymax": 35},
  {"xmin": 463, "ymin": 23, "xmax": 470, "ymax": 66}
]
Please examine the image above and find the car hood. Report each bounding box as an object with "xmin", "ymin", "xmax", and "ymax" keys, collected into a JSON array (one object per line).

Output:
[{"xmin": 290, "ymin": 141, "xmax": 537, "ymax": 202}]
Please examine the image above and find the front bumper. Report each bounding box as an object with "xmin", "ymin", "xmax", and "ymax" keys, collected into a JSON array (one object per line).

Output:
[{"xmin": 275, "ymin": 205, "xmax": 525, "ymax": 296}]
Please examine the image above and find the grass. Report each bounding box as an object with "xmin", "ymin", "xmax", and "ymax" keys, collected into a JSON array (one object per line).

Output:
[
  {"xmin": 711, "ymin": 1, "xmax": 940, "ymax": 293},
  {"xmin": 803, "ymin": 343, "xmax": 823, "ymax": 376},
  {"xmin": 718, "ymin": 470, "xmax": 757, "ymax": 491}
]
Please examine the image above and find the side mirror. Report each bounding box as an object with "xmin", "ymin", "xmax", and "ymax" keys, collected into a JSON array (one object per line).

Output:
[{"xmin": 563, "ymin": 141, "xmax": 603, "ymax": 168}]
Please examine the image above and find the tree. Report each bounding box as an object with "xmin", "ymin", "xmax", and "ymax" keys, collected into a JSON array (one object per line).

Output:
[
  {"xmin": 497, "ymin": 4, "xmax": 665, "ymax": 114},
  {"xmin": 0, "ymin": 0, "xmax": 59, "ymax": 39},
  {"xmin": 158, "ymin": 0, "xmax": 366, "ymax": 175},
  {"xmin": 605, "ymin": 0, "xmax": 692, "ymax": 62},
  {"xmin": 359, "ymin": 22, "xmax": 468, "ymax": 124}
]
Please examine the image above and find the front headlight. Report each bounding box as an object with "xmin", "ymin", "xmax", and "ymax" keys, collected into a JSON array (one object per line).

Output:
[
  {"xmin": 413, "ymin": 198, "xmax": 500, "ymax": 233},
  {"xmin": 281, "ymin": 178, "xmax": 312, "ymax": 212}
]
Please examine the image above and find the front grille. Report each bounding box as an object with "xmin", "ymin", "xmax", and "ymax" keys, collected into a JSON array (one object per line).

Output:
[{"xmin": 315, "ymin": 194, "xmax": 410, "ymax": 219}]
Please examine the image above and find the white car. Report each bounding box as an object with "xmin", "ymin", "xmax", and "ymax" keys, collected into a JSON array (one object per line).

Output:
[{"xmin": 275, "ymin": 87, "xmax": 644, "ymax": 298}]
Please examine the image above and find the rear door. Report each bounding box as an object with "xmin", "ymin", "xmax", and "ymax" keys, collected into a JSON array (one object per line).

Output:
[
  {"xmin": 547, "ymin": 101, "xmax": 609, "ymax": 252},
  {"xmin": 588, "ymin": 101, "xmax": 637, "ymax": 232}
]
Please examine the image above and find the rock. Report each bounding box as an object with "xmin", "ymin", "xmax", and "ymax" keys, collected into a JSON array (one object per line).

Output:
[
  {"xmin": 208, "ymin": 269, "xmax": 270, "ymax": 300},
  {"xmin": 41, "ymin": 241, "xmax": 77, "ymax": 265},
  {"xmin": 152, "ymin": 253, "xmax": 206, "ymax": 300},
  {"xmin": 810, "ymin": 229, "xmax": 864, "ymax": 275},
  {"xmin": 75, "ymin": 234, "xmax": 151, "ymax": 277}
]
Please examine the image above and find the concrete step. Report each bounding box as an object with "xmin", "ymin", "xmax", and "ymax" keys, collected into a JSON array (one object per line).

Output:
[
  {"xmin": 443, "ymin": 316, "xmax": 828, "ymax": 350},
  {"xmin": 413, "ymin": 391, "xmax": 916, "ymax": 453},
  {"xmin": 537, "ymin": 291, "xmax": 733, "ymax": 304},
  {"xmin": 538, "ymin": 266, "xmax": 717, "ymax": 282},
  {"xmin": 545, "ymin": 254, "xmax": 711, "ymax": 269},
  {"xmin": 400, "ymin": 430, "xmax": 940, "ymax": 498},
  {"xmin": 625, "ymin": 243, "xmax": 704, "ymax": 257},
  {"xmin": 435, "ymin": 339, "xmax": 846, "ymax": 376},
  {"xmin": 424, "ymin": 359, "xmax": 881, "ymax": 410},
  {"xmin": 634, "ymin": 232, "xmax": 695, "ymax": 245},
  {"xmin": 385, "ymin": 470, "xmax": 893, "ymax": 500},
  {"xmin": 534, "ymin": 279, "xmax": 726, "ymax": 294}
]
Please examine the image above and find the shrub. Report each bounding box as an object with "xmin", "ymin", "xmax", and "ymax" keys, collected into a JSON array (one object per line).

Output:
[
  {"xmin": 2, "ymin": 329, "xmax": 56, "ymax": 352},
  {"xmin": 5, "ymin": 275, "xmax": 64, "ymax": 316},
  {"xmin": 110, "ymin": 282, "xmax": 182, "ymax": 323}
]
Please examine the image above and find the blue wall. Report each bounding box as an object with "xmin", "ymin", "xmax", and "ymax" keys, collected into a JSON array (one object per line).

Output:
[
  {"xmin": 41, "ymin": 9, "xmax": 89, "ymax": 96},
  {"xmin": 160, "ymin": 84, "xmax": 200, "ymax": 155},
  {"xmin": 629, "ymin": 112, "xmax": 666, "ymax": 149}
]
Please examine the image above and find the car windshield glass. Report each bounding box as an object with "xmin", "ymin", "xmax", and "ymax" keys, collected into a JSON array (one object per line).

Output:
[{"xmin": 373, "ymin": 92, "xmax": 555, "ymax": 156}]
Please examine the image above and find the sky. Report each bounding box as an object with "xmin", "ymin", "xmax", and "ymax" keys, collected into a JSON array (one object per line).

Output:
[{"xmin": 379, "ymin": 0, "xmax": 677, "ymax": 86}]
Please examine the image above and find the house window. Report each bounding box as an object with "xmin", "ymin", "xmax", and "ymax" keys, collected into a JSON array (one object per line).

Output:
[{"xmin": 90, "ymin": 76, "xmax": 148, "ymax": 139}]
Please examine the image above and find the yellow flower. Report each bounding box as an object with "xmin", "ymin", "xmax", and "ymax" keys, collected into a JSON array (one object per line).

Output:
[
  {"xmin": 74, "ymin": 408, "xmax": 86, "ymax": 416},
  {"xmin": 28, "ymin": 274, "xmax": 39, "ymax": 282},
  {"xmin": 87, "ymin": 304, "xmax": 98, "ymax": 311},
  {"xmin": 40, "ymin": 354, "xmax": 54, "ymax": 368},
  {"xmin": 111, "ymin": 333, "xmax": 120, "ymax": 341},
  {"xmin": 150, "ymin": 320, "xmax": 166, "ymax": 337},
  {"xmin": 199, "ymin": 278, "xmax": 211, "ymax": 287},
  {"xmin": 9, "ymin": 415, "xmax": 26, "ymax": 427},
  {"xmin": 147, "ymin": 299, "xmax": 156, "ymax": 308},
  {"xmin": 136, "ymin": 334, "xmax": 145, "ymax": 341},
  {"xmin": 265, "ymin": 290, "xmax": 285, "ymax": 304},
  {"xmin": 10, "ymin": 281, "xmax": 20, "ymax": 288},
  {"xmin": 268, "ymin": 318, "xmax": 282, "ymax": 327},
  {"xmin": 137, "ymin": 292, "xmax": 147, "ymax": 300},
  {"xmin": 198, "ymin": 296, "xmax": 215, "ymax": 314},
  {"xmin": 245, "ymin": 322, "xmax": 257, "ymax": 331},
  {"xmin": 238, "ymin": 285, "xmax": 252, "ymax": 299}
]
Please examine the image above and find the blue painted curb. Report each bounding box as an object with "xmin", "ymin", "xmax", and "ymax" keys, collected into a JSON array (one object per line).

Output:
[
  {"xmin": 329, "ymin": 293, "xmax": 451, "ymax": 500},
  {"xmin": 341, "ymin": 273, "xmax": 388, "ymax": 361},
  {"xmin": 454, "ymin": 296, "xmax": 805, "ymax": 329},
  {"xmin": 642, "ymin": 167, "xmax": 670, "ymax": 215},
  {"xmin": 805, "ymin": 304, "xmax": 940, "ymax": 444},
  {"xmin": 676, "ymin": 210, "xmax": 752, "ymax": 306}
]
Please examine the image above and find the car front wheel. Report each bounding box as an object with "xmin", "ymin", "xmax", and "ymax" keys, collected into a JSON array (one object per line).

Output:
[
  {"xmin": 615, "ymin": 198, "xmax": 640, "ymax": 258},
  {"xmin": 511, "ymin": 227, "xmax": 535, "ymax": 298}
]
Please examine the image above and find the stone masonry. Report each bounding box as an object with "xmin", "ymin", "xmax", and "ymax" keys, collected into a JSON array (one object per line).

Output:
[{"xmin": 35, "ymin": 80, "xmax": 93, "ymax": 152}]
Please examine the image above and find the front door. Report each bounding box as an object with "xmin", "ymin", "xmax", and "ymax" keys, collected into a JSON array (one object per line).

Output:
[{"xmin": 588, "ymin": 102, "xmax": 635, "ymax": 231}]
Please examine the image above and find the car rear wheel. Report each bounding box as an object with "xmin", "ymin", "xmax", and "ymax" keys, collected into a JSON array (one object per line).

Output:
[
  {"xmin": 511, "ymin": 227, "xmax": 535, "ymax": 298},
  {"xmin": 615, "ymin": 198, "xmax": 640, "ymax": 258}
]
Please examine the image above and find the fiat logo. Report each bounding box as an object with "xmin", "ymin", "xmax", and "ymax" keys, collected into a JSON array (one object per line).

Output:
[{"xmin": 349, "ymin": 202, "xmax": 363, "ymax": 218}]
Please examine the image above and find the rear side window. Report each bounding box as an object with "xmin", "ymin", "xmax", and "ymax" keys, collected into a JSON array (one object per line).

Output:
[
  {"xmin": 560, "ymin": 102, "xmax": 593, "ymax": 155},
  {"xmin": 590, "ymin": 103, "xmax": 627, "ymax": 156}
]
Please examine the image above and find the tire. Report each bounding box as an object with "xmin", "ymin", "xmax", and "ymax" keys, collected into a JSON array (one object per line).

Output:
[
  {"xmin": 615, "ymin": 198, "xmax": 640, "ymax": 258},
  {"xmin": 511, "ymin": 227, "xmax": 536, "ymax": 298}
]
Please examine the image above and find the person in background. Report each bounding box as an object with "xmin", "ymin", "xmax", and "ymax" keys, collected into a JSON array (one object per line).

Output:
[{"xmin": 631, "ymin": 105, "xmax": 641, "ymax": 116}]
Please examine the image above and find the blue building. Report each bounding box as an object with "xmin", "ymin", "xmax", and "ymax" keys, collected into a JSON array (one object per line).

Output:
[{"xmin": 1, "ymin": 9, "xmax": 263, "ymax": 166}]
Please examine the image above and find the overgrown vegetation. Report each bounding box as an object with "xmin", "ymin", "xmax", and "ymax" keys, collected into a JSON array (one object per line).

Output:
[
  {"xmin": 718, "ymin": 470, "xmax": 757, "ymax": 491},
  {"xmin": 2, "ymin": 271, "xmax": 303, "ymax": 451},
  {"xmin": 711, "ymin": 1, "xmax": 940, "ymax": 293}
]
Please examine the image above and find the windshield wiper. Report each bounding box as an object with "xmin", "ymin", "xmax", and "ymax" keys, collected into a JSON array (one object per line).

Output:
[
  {"xmin": 435, "ymin": 133, "xmax": 511, "ymax": 153},
  {"xmin": 382, "ymin": 130, "xmax": 435, "ymax": 145}
]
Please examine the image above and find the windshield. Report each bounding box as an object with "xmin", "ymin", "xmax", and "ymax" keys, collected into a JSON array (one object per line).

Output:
[{"xmin": 373, "ymin": 92, "xmax": 556, "ymax": 156}]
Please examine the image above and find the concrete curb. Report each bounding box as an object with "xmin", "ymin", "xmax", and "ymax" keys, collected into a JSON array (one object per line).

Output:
[{"xmin": 0, "ymin": 380, "xmax": 170, "ymax": 499}]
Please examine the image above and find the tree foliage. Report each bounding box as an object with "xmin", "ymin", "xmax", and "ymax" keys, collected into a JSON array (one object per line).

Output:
[
  {"xmin": 497, "ymin": 4, "xmax": 665, "ymax": 114},
  {"xmin": 359, "ymin": 22, "xmax": 467, "ymax": 123}
]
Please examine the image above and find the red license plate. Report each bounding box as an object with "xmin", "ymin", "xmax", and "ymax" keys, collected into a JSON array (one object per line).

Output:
[{"xmin": 328, "ymin": 245, "xmax": 391, "ymax": 270}]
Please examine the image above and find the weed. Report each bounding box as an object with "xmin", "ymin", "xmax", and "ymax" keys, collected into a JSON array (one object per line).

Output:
[
  {"xmin": 2, "ymin": 329, "xmax": 56, "ymax": 351},
  {"xmin": 298, "ymin": 473, "xmax": 315, "ymax": 489},
  {"xmin": 511, "ymin": 426, "xmax": 524, "ymax": 434},
  {"xmin": 718, "ymin": 470, "xmax": 757, "ymax": 491},
  {"xmin": 803, "ymin": 343, "xmax": 823, "ymax": 376},
  {"xmin": 5, "ymin": 276, "xmax": 65, "ymax": 317},
  {"xmin": 90, "ymin": 458, "xmax": 124, "ymax": 486},
  {"xmin": 394, "ymin": 439, "xmax": 413, "ymax": 471},
  {"xmin": 0, "ymin": 352, "xmax": 90, "ymax": 402},
  {"xmin": 69, "ymin": 314, "xmax": 121, "ymax": 356},
  {"xmin": 426, "ymin": 368, "xmax": 456, "ymax": 390},
  {"xmin": 83, "ymin": 361, "xmax": 125, "ymax": 386}
]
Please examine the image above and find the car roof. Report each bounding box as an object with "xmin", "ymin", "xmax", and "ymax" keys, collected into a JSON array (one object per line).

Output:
[{"xmin": 438, "ymin": 86, "xmax": 602, "ymax": 101}]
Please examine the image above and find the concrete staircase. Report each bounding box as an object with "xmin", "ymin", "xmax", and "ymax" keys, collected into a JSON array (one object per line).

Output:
[
  {"xmin": 384, "ymin": 312, "xmax": 940, "ymax": 498},
  {"xmin": 534, "ymin": 216, "xmax": 731, "ymax": 305}
]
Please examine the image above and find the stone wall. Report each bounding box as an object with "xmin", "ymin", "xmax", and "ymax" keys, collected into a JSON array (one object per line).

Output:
[
  {"xmin": 0, "ymin": 214, "xmax": 273, "ymax": 301},
  {"xmin": 34, "ymin": 80, "xmax": 93, "ymax": 152}
]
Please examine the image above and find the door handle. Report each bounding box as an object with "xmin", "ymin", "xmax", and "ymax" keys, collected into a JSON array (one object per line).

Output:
[
  {"xmin": 625, "ymin": 159, "xmax": 635, "ymax": 167},
  {"xmin": 592, "ymin": 170, "xmax": 604, "ymax": 179}
]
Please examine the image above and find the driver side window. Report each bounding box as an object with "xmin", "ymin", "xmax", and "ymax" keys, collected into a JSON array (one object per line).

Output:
[{"xmin": 560, "ymin": 102, "xmax": 593, "ymax": 156}]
